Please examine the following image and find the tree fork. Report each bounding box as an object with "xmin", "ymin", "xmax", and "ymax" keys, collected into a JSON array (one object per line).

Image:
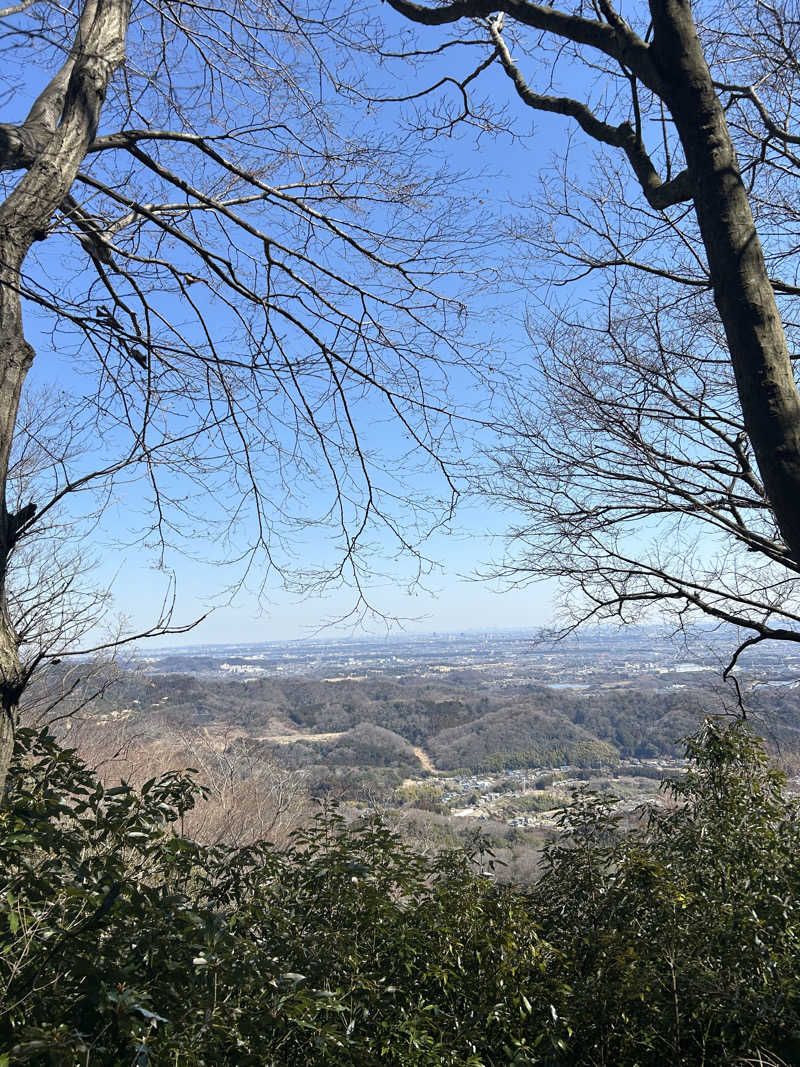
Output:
[{"xmin": 0, "ymin": 0, "xmax": 131, "ymax": 793}]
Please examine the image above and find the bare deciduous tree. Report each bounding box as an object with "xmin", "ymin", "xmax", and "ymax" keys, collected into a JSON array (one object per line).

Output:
[
  {"xmin": 0, "ymin": 1, "xmax": 490, "ymax": 790},
  {"xmin": 488, "ymin": 288, "xmax": 800, "ymax": 669},
  {"xmin": 74, "ymin": 718, "xmax": 310, "ymax": 846},
  {"xmin": 385, "ymin": 0, "xmax": 800, "ymax": 664}
]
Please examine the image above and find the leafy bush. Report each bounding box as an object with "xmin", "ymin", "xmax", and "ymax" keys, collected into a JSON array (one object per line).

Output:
[
  {"xmin": 536, "ymin": 718, "xmax": 800, "ymax": 1064},
  {"xmin": 2, "ymin": 719, "xmax": 800, "ymax": 1064},
  {"xmin": 0, "ymin": 729, "xmax": 548, "ymax": 1065}
]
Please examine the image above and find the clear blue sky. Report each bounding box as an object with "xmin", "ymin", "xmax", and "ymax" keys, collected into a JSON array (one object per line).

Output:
[{"xmin": 13, "ymin": 2, "xmax": 586, "ymax": 647}]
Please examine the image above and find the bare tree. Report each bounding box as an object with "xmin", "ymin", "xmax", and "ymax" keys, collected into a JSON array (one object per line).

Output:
[
  {"xmin": 166, "ymin": 725, "xmax": 309, "ymax": 847},
  {"xmin": 384, "ymin": 0, "xmax": 800, "ymax": 663},
  {"xmin": 0, "ymin": 1, "xmax": 491, "ymax": 790},
  {"xmin": 487, "ymin": 286, "xmax": 800, "ymax": 670},
  {"xmin": 68, "ymin": 717, "xmax": 310, "ymax": 846}
]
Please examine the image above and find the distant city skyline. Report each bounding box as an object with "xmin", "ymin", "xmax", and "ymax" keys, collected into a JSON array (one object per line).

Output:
[{"xmin": 121, "ymin": 566, "xmax": 557, "ymax": 648}]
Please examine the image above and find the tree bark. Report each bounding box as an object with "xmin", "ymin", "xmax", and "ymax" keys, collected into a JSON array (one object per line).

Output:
[
  {"xmin": 648, "ymin": 0, "xmax": 800, "ymax": 563},
  {"xmin": 0, "ymin": 698, "xmax": 11, "ymax": 798},
  {"xmin": 0, "ymin": 0, "xmax": 130, "ymax": 796},
  {"xmin": 0, "ymin": 244, "xmax": 35, "ymax": 797},
  {"xmin": 389, "ymin": 0, "xmax": 800, "ymax": 566}
]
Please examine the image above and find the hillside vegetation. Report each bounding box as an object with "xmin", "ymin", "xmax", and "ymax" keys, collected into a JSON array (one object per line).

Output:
[
  {"xmin": 72, "ymin": 670, "xmax": 800, "ymax": 799},
  {"xmin": 2, "ymin": 718, "xmax": 799, "ymax": 1065}
]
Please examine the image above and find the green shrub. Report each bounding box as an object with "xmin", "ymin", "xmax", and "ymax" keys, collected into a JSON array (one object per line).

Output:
[
  {"xmin": 2, "ymin": 718, "xmax": 800, "ymax": 1065},
  {"xmin": 536, "ymin": 718, "xmax": 800, "ymax": 1065},
  {"xmin": 0, "ymin": 728, "xmax": 549, "ymax": 1065}
]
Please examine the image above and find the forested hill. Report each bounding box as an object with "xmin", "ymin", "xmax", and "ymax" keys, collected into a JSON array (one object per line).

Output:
[{"xmin": 76, "ymin": 669, "xmax": 800, "ymax": 786}]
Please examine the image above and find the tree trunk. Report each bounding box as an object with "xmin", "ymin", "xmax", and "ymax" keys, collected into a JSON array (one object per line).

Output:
[
  {"xmin": 0, "ymin": 0, "xmax": 130, "ymax": 796},
  {"xmin": 0, "ymin": 239, "xmax": 35, "ymax": 799},
  {"xmin": 650, "ymin": 0, "xmax": 800, "ymax": 561},
  {"xmin": 0, "ymin": 610, "xmax": 24, "ymax": 798},
  {"xmin": 0, "ymin": 687, "xmax": 13, "ymax": 797}
]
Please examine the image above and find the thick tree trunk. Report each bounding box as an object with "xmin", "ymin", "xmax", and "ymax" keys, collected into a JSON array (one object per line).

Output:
[
  {"xmin": 0, "ymin": 0, "xmax": 130, "ymax": 797},
  {"xmin": 0, "ymin": 240, "xmax": 35, "ymax": 799},
  {"xmin": 650, "ymin": 0, "xmax": 800, "ymax": 561}
]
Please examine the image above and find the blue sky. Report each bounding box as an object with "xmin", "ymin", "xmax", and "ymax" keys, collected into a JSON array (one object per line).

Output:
[
  {"xmin": 9, "ymin": 0, "xmax": 794, "ymax": 657},
  {"xmin": 9, "ymin": 1, "xmax": 590, "ymax": 647}
]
